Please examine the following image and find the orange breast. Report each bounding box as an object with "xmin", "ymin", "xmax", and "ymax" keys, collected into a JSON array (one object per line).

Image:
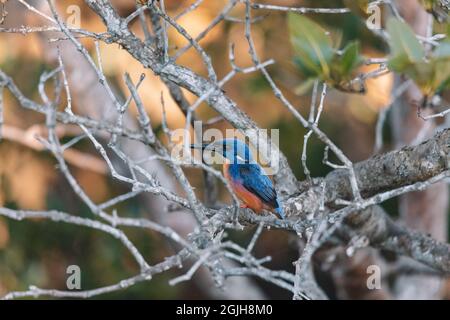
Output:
[{"xmin": 223, "ymin": 163, "xmax": 264, "ymax": 213}]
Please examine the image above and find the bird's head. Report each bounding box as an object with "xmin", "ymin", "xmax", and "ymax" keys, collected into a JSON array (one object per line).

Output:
[{"xmin": 191, "ymin": 138, "xmax": 254, "ymax": 164}]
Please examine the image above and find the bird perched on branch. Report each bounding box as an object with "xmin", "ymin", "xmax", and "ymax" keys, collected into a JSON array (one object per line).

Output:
[{"xmin": 191, "ymin": 138, "xmax": 285, "ymax": 219}]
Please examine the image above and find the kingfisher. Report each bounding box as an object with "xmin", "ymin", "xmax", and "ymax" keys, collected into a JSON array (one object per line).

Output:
[{"xmin": 191, "ymin": 138, "xmax": 285, "ymax": 219}]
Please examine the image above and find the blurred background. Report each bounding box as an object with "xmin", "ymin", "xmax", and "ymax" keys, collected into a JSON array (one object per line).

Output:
[{"xmin": 0, "ymin": 0, "xmax": 449, "ymax": 299}]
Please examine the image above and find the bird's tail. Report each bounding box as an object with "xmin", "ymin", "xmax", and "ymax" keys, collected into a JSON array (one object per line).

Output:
[{"xmin": 274, "ymin": 200, "xmax": 285, "ymax": 220}]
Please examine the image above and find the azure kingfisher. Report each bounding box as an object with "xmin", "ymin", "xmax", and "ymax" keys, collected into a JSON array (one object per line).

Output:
[{"xmin": 191, "ymin": 138, "xmax": 285, "ymax": 219}]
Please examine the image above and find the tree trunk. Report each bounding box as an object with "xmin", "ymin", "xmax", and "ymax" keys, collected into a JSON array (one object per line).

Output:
[{"xmin": 391, "ymin": 0, "xmax": 448, "ymax": 300}]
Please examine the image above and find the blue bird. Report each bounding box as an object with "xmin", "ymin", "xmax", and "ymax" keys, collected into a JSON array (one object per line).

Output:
[{"xmin": 192, "ymin": 138, "xmax": 285, "ymax": 219}]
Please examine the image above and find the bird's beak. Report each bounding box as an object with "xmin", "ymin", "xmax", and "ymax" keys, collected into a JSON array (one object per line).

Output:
[{"xmin": 190, "ymin": 143, "xmax": 209, "ymax": 150}]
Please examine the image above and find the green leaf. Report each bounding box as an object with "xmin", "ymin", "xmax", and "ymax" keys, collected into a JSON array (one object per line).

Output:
[
  {"xmin": 386, "ymin": 18, "xmax": 425, "ymax": 71},
  {"xmin": 388, "ymin": 55, "xmax": 415, "ymax": 72},
  {"xmin": 339, "ymin": 41, "xmax": 362, "ymax": 75},
  {"xmin": 293, "ymin": 57, "xmax": 319, "ymax": 79},
  {"xmin": 436, "ymin": 76, "xmax": 450, "ymax": 94},
  {"xmin": 327, "ymin": 42, "xmax": 363, "ymax": 90},
  {"xmin": 288, "ymin": 13, "xmax": 334, "ymax": 79},
  {"xmin": 289, "ymin": 14, "xmax": 365, "ymax": 93},
  {"xmin": 402, "ymin": 62, "xmax": 434, "ymax": 94},
  {"xmin": 432, "ymin": 60, "xmax": 450, "ymax": 94},
  {"xmin": 432, "ymin": 42, "xmax": 450, "ymax": 93},
  {"xmin": 394, "ymin": 42, "xmax": 450, "ymax": 96}
]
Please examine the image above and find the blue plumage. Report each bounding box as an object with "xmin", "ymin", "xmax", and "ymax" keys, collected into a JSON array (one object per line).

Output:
[
  {"xmin": 229, "ymin": 163, "xmax": 282, "ymax": 214},
  {"xmin": 200, "ymin": 138, "xmax": 285, "ymax": 219}
]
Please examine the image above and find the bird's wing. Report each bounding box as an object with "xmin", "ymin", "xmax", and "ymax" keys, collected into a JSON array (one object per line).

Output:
[{"xmin": 238, "ymin": 164, "xmax": 278, "ymax": 209}]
